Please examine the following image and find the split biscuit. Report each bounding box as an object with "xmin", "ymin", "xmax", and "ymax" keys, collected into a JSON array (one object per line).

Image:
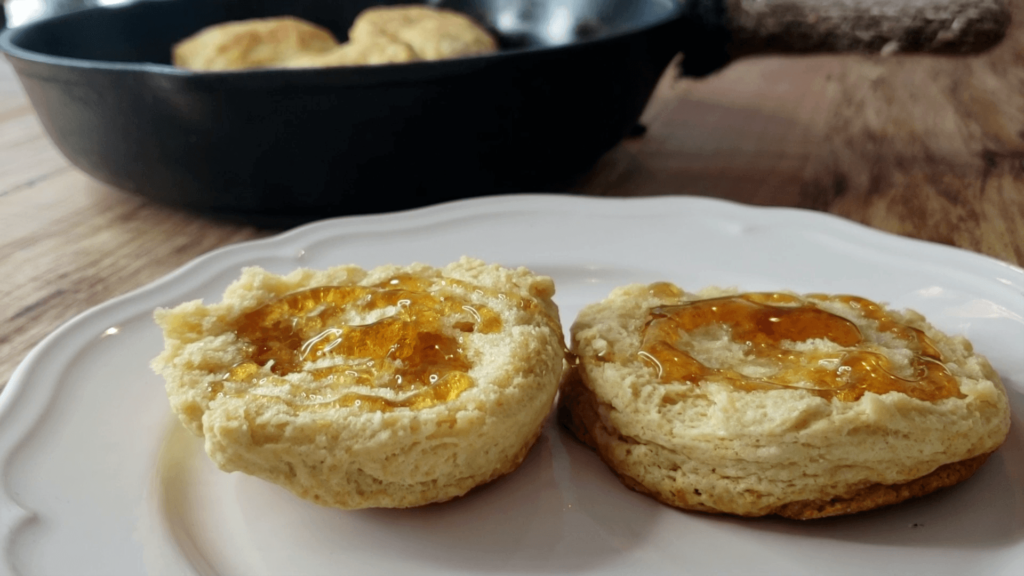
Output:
[
  {"xmin": 560, "ymin": 284, "xmax": 1011, "ymax": 519},
  {"xmin": 153, "ymin": 257, "xmax": 566, "ymax": 509}
]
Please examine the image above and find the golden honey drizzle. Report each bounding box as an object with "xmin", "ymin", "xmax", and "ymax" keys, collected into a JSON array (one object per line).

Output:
[
  {"xmin": 215, "ymin": 274, "xmax": 514, "ymax": 412},
  {"xmin": 638, "ymin": 290, "xmax": 962, "ymax": 402}
]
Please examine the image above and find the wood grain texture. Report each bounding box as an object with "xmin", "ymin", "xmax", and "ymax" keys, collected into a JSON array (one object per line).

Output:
[
  {"xmin": 0, "ymin": 172, "xmax": 268, "ymax": 387},
  {"xmin": 2, "ymin": 0, "xmax": 1023, "ymax": 390},
  {"xmin": 581, "ymin": 0, "xmax": 1024, "ymax": 265}
]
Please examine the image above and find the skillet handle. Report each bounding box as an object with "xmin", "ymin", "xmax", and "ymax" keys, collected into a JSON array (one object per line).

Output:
[{"xmin": 679, "ymin": 0, "xmax": 1011, "ymax": 75}]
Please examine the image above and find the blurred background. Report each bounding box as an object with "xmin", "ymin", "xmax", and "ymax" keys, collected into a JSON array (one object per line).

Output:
[{"xmin": 1, "ymin": 0, "xmax": 1022, "ymax": 388}]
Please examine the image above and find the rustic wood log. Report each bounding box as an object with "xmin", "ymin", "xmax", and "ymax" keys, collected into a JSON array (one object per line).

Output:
[
  {"xmin": 724, "ymin": 0, "xmax": 1011, "ymax": 55},
  {"xmin": 678, "ymin": 0, "xmax": 1011, "ymax": 76}
]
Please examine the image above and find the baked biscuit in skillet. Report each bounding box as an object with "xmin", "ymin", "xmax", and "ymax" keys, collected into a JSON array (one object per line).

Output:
[
  {"xmin": 173, "ymin": 16, "xmax": 339, "ymax": 71},
  {"xmin": 173, "ymin": 6, "xmax": 496, "ymax": 71},
  {"xmin": 348, "ymin": 4, "xmax": 498, "ymax": 60}
]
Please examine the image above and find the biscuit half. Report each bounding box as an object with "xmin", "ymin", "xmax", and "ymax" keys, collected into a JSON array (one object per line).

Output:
[
  {"xmin": 153, "ymin": 257, "xmax": 566, "ymax": 509},
  {"xmin": 560, "ymin": 284, "xmax": 1010, "ymax": 519}
]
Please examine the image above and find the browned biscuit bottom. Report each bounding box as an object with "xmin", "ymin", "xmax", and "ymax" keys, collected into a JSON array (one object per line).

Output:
[
  {"xmin": 770, "ymin": 452, "xmax": 990, "ymax": 519},
  {"xmin": 557, "ymin": 366, "xmax": 992, "ymax": 520}
]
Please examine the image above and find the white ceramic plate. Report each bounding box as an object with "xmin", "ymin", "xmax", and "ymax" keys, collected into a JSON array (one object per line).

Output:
[{"xmin": 2, "ymin": 194, "xmax": 1022, "ymax": 576}]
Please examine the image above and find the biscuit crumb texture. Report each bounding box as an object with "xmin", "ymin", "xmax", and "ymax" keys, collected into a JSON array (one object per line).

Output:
[
  {"xmin": 560, "ymin": 285, "xmax": 1010, "ymax": 518},
  {"xmin": 153, "ymin": 257, "xmax": 565, "ymax": 509}
]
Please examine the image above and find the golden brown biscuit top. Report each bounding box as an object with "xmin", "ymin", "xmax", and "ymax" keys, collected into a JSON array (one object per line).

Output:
[
  {"xmin": 637, "ymin": 287, "xmax": 962, "ymax": 402},
  {"xmin": 348, "ymin": 5, "xmax": 498, "ymax": 60},
  {"xmin": 172, "ymin": 16, "xmax": 339, "ymax": 71}
]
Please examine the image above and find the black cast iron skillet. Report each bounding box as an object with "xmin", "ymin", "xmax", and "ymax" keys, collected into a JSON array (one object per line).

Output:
[{"xmin": 0, "ymin": 0, "xmax": 1010, "ymax": 224}]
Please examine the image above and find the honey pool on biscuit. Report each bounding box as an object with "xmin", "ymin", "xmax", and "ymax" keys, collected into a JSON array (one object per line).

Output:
[
  {"xmin": 635, "ymin": 284, "xmax": 961, "ymax": 403},
  {"xmin": 218, "ymin": 273, "xmax": 557, "ymax": 412}
]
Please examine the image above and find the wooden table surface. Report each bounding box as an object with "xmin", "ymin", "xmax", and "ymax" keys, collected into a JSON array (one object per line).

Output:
[{"xmin": 2, "ymin": 3, "xmax": 1023, "ymax": 391}]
